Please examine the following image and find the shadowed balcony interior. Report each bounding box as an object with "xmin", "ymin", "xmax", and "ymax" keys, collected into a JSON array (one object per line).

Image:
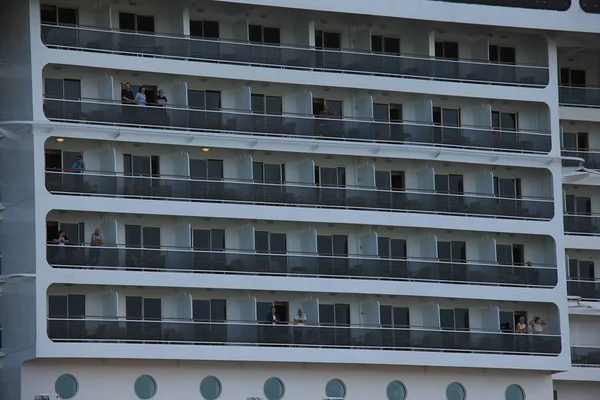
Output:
[
  {"xmin": 45, "ymin": 285, "xmax": 562, "ymax": 356},
  {"xmin": 40, "ymin": 24, "xmax": 550, "ymax": 87},
  {"xmin": 44, "ymin": 210, "xmax": 559, "ymax": 288}
]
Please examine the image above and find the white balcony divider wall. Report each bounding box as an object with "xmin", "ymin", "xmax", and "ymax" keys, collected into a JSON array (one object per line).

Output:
[
  {"xmin": 98, "ymin": 75, "xmax": 114, "ymax": 100},
  {"xmin": 361, "ymin": 300, "xmax": 381, "ymax": 325},
  {"xmin": 478, "ymin": 238, "xmax": 498, "ymax": 263},
  {"xmin": 355, "ymin": 95, "xmax": 374, "ymax": 119},
  {"xmin": 302, "ymin": 298, "xmax": 319, "ymax": 324},
  {"xmin": 176, "ymin": 293, "xmax": 193, "ymax": 319},
  {"xmin": 238, "ymin": 226, "xmax": 255, "ymax": 251},
  {"xmin": 360, "ymin": 232, "xmax": 378, "ymax": 257},
  {"xmin": 102, "ymin": 291, "xmax": 118, "ymax": 317},
  {"xmin": 351, "ymin": 26, "xmax": 370, "ymax": 52},
  {"xmin": 171, "ymin": 81, "xmax": 188, "ymax": 108},
  {"xmin": 416, "ymin": 167, "xmax": 435, "ymax": 191},
  {"xmin": 475, "ymin": 305, "xmax": 501, "ymax": 331},
  {"xmin": 99, "ymin": 146, "xmax": 117, "ymax": 174},
  {"xmin": 100, "ymin": 217, "xmax": 118, "ymax": 246},
  {"xmin": 418, "ymin": 235, "xmax": 438, "ymax": 259},
  {"xmin": 173, "ymin": 152, "xmax": 190, "ymax": 176},
  {"xmin": 418, "ymin": 303, "xmax": 441, "ymax": 329},
  {"xmin": 236, "ymin": 155, "xmax": 253, "ymax": 180},
  {"xmin": 357, "ymin": 163, "xmax": 376, "ymax": 188}
]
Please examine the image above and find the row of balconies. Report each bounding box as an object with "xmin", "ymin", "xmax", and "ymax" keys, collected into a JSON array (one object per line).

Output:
[
  {"xmin": 45, "ymin": 171, "xmax": 554, "ymax": 221},
  {"xmin": 43, "ymin": 99, "xmax": 552, "ymax": 154},
  {"xmin": 38, "ymin": 3, "xmax": 600, "ymax": 108},
  {"xmin": 40, "ymin": 24, "xmax": 549, "ymax": 87},
  {"xmin": 48, "ymin": 317, "xmax": 560, "ymax": 356},
  {"xmin": 44, "ymin": 210, "xmax": 558, "ymax": 288},
  {"xmin": 47, "ymin": 244, "xmax": 558, "ymax": 288},
  {"xmin": 39, "ymin": 0, "xmax": 551, "ymax": 87},
  {"xmin": 45, "ymin": 286, "xmax": 562, "ymax": 357}
]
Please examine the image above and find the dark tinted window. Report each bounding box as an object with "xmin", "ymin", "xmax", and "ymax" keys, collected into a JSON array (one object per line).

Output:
[
  {"xmin": 581, "ymin": 0, "xmax": 600, "ymax": 13},
  {"xmin": 427, "ymin": 0, "xmax": 570, "ymax": 11}
]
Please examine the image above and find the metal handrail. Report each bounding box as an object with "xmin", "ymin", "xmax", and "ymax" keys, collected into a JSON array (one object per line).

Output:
[
  {"xmin": 45, "ymin": 243, "xmax": 556, "ymax": 269},
  {"xmin": 43, "ymin": 96, "xmax": 552, "ymax": 136},
  {"xmin": 46, "ymin": 316, "xmax": 561, "ymax": 336},
  {"xmin": 40, "ymin": 23, "xmax": 549, "ymax": 68},
  {"xmin": 45, "ymin": 169, "xmax": 555, "ymax": 201}
]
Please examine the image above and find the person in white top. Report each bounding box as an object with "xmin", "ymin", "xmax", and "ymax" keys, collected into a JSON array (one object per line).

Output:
[
  {"xmin": 294, "ymin": 308, "xmax": 307, "ymax": 325},
  {"xmin": 515, "ymin": 316, "xmax": 528, "ymax": 333},
  {"xmin": 529, "ymin": 317, "xmax": 547, "ymax": 334}
]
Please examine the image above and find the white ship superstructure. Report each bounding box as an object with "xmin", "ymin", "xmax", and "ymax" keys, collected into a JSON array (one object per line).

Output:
[{"xmin": 0, "ymin": 0, "xmax": 599, "ymax": 399}]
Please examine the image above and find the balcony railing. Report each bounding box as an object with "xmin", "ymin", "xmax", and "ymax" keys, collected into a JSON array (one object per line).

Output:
[
  {"xmin": 572, "ymin": 346, "xmax": 600, "ymax": 366},
  {"xmin": 45, "ymin": 170, "xmax": 555, "ymax": 220},
  {"xmin": 47, "ymin": 317, "xmax": 561, "ymax": 356},
  {"xmin": 43, "ymin": 98, "xmax": 552, "ymax": 154},
  {"xmin": 559, "ymin": 86, "xmax": 600, "ymax": 108},
  {"xmin": 47, "ymin": 244, "xmax": 558, "ymax": 288},
  {"xmin": 564, "ymin": 214, "xmax": 600, "ymax": 235},
  {"xmin": 567, "ymin": 279, "xmax": 600, "ymax": 300},
  {"xmin": 561, "ymin": 150, "xmax": 600, "ymax": 169},
  {"xmin": 40, "ymin": 24, "xmax": 549, "ymax": 87}
]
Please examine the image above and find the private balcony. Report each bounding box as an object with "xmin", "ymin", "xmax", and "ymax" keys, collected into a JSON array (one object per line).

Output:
[
  {"xmin": 564, "ymin": 214, "xmax": 600, "ymax": 235},
  {"xmin": 559, "ymin": 86, "xmax": 600, "ymax": 108},
  {"xmin": 46, "ymin": 244, "xmax": 558, "ymax": 288},
  {"xmin": 46, "ymin": 317, "xmax": 561, "ymax": 356},
  {"xmin": 561, "ymin": 150, "xmax": 600, "ymax": 169},
  {"xmin": 40, "ymin": 24, "xmax": 549, "ymax": 87},
  {"xmin": 567, "ymin": 279, "xmax": 600, "ymax": 300},
  {"xmin": 42, "ymin": 98, "xmax": 552, "ymax": 154},
  {"xmin": 45, "ymin": 171, "xmax": 554, "ymax": 220},
  {"xmin": 571, "ymin": 346, "xmax": 600, "ymax": 366}
]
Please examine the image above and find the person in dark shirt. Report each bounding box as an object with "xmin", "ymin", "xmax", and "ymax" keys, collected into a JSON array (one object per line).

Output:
[
  {"xmin": 121, "ymin": 82, "xmax": 136, "ymax": 124},
  {"xmin": 121, "ymin": 82, "xmax": 135, "ymax": 104},
  {"xmin": 156, "ymin": 89, "xmax": 169, "ymax": 125},
  {"xmin": 156, "ymin": 89, "xmax": 168, "ymax": 106},
  {"xmin": 265, "ymin": 307, "xmax": 280, "ymax": 324}
]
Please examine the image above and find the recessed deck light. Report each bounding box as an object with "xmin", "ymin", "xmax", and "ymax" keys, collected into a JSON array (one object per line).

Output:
[
  {"xmin": 56, "ymin": 137, "xmax": 65, "ymax": 143},
  {"xmin": 201, "ymin": 147, "xmax": 210, "ymax": 152}
]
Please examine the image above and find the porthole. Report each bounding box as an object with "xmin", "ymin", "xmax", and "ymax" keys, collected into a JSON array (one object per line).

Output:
[
  {"xmin": 200, "ymin": 376, "xmax": 222, "ymax": 400},
  {"xmin": 264, "ymin": 377, "xmax": 285, "ymax": 400},
  {"xmin": 446, "ymin": 382, "xmax": 466, "ymax": 400},
  {"xmin": 55, "ymin": 374, "xmax": 78, "ymax": 399},
  {"xmin": 506, "ymin": 384, "xmax": 525, "ymax": 400},
  {"xmin": 134, "ymin": 375, "xmax": 157, "ymax": 399},
  {"xmin": 386, "ymin": 380, "xmax": 407, "ymax": 400},
  {"xmin": 325, "ymin": 379, "xmax": 346, "ymax": 399}
]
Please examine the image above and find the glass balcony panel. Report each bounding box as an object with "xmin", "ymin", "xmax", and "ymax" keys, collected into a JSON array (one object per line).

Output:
[
  {"xmin": 45, "ymin": 171, "xmax": 554, "ymax": 220},
  {"xmin": 559, "ymin": 86, "xmax": 600, "ymax": 108},
  {"xmin": 567, "ymin": 279, "xmax": 600, "ymax": 300},
  {"xmin": 47, "ymin": 318, "xmax": 561, "ymax": 355},
  {"xmin": 564, "ymin": 215, "xmax": 600, "ymax": 235},
  {"xmin": 43, "ymin": 98, "xmax": 552, "ymax": 153},
  {"xmin": 46, "ymin": 245, "xmax": 558, "ymax": 288},
  {"xmin": 40, "ymin": 25, "xmax": 550, "ymax": 87},
  {"xmin": 572, "ymin": 346, "xmax": 600, "ymax": 366},
  {"xmin": 561, "ymin": 150, "xmax": 600, "ymax": 169}
]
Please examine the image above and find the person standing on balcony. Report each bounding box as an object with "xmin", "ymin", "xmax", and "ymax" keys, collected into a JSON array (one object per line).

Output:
[
  {"xmin": 70, "ymin": 154, "xmax": 86, "ymax": 192},
  {"xmin": 121, "ymin": 82, "xmax": 136, "ymax": 124},
  {"xmin": 121, "ymin": 82, "xmax": 135, "ymax": 104},
  {"xmin": 87, "ymin": 228, "xmax": 104, "ymax": 266},
  {"xmin": 516, "ymin": 316, "xmax": 528, "ymax": 333},
  {"xmin": 529, "ymin": 317, "xmax": 547, "ymax": 334},
  {"xmin": 156, "ymin": 89, "xmax": 169, "ymax": 125},
  {"xmin": 266, "ymin": 307, "xmax": 281, "ymax": 324},
  {"xmin": 135, "ymin": 86, "xmax": 147, "ymax": 105}
]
